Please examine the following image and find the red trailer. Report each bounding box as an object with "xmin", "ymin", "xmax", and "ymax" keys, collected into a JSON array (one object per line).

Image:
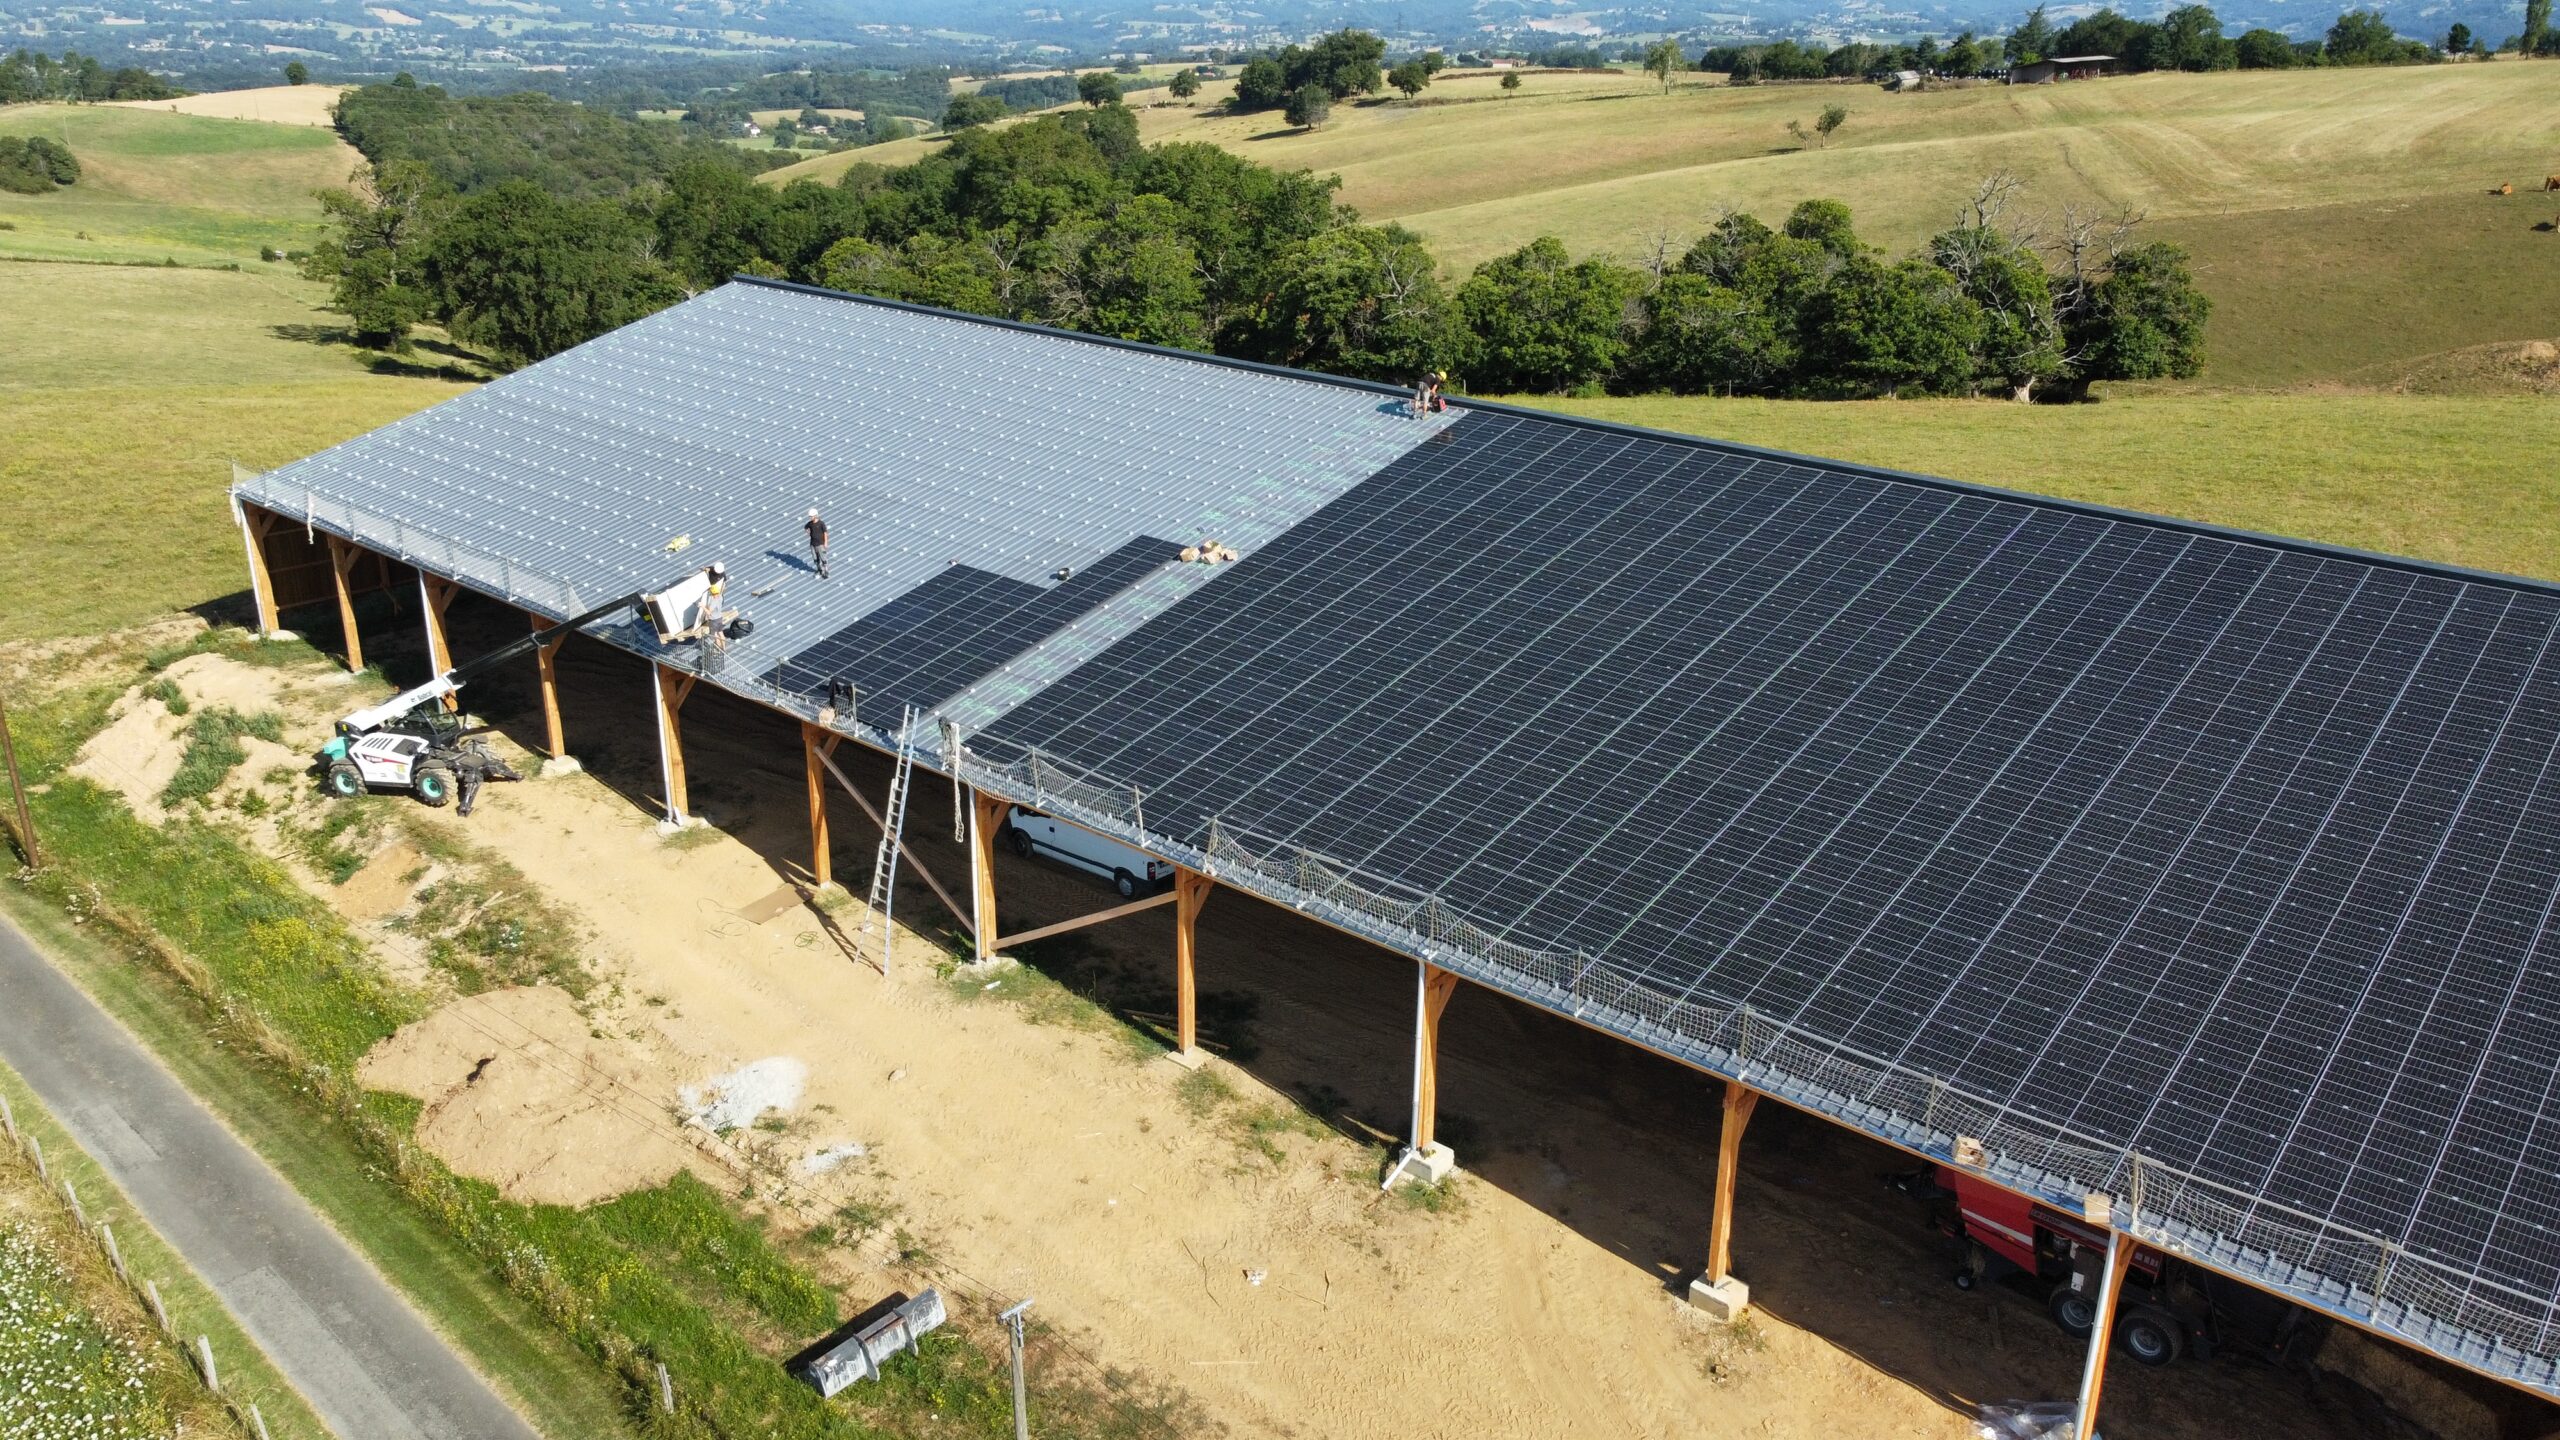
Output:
[{"xmin": 1930, "ymin": 1166, "xmax": 2199, "ymax": 1367}]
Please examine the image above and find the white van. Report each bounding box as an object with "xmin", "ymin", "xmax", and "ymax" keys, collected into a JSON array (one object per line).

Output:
[{"xmin": 1003, "ymin": 806, "xmax": 1174, "ymax": 898}]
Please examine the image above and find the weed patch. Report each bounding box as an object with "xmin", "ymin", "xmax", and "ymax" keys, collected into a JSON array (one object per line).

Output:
[{"xmin": 160, "ymin": 707, "xmax": 283, "ymax": 806}]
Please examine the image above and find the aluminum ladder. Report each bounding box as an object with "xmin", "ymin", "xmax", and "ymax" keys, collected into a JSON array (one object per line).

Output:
[{"xmin": 858, "ymin": 707, "xmax": 920, "ymax": 973}]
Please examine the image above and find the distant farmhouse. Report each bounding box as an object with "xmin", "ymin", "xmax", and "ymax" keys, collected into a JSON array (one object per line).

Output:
[{"xmin": 2009, "ymin": 54, "xmax": 2116, "ymax": 83}]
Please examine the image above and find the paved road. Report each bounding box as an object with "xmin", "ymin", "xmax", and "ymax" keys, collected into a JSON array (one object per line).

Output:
[{"xmin": 0, "ymin": 913, "xmax": 543, "ymax": 1440}]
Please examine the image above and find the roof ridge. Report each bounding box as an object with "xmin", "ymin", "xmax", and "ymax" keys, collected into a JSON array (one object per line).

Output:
[{"xmin": 736, "ymin": 275, "xmax": 2560, "ymax": 603}]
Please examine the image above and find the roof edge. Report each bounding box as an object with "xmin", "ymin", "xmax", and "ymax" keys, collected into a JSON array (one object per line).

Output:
[{"xmin": 737, "ymin": 274, "xmax": 2560, "ymax": 603}]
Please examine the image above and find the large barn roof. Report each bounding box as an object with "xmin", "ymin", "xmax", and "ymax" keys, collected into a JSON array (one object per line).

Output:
[{"xmin": 237, "ymin": 278, "xmax": 2560, "ymax": 1395}]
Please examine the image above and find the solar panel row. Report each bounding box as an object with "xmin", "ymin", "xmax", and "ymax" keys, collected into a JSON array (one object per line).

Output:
[{"xmin": 983, "ymin": 411, "xmax": 2560, "ymax": 1315}]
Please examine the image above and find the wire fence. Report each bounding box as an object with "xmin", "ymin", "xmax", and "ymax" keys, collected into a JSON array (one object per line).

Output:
[
  {"xmin": 941, "ymin": 733, "xmax": 2560, "ymax": 1391},
  {"xmin": 238, "ymin": 477, "xmax": 592, "ymax": 621}
]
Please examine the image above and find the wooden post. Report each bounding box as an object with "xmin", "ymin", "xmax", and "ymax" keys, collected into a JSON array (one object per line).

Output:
[
  {"xmin": 236, "ymin": 503, "xmax": 280, "ymax": 637},
  {"xmin": 418, "ymin": 573, "xmax": 459, "ymax": 709},
  {"xmin": 1412, "ymin": 963, "xmax": 1460, "ymax": 1151},
  {"xmin": 1707, "ymin": 1080, "xmax": 1761, "ymax": 1284},
  {"xmin": 2073, "ymin": 1230, "xmax": 2135, "ymax": 1440},
  {"xmin": 1172, "ymin": 868, "xmax": 1213, "ymax": 1061},
  {"xmin": 803, "ymin": 723, "xmax": 838, "ymax": 891},
  {"xmin": 326, "ymin": 536, "xmax": 365, "ymax": 672},
  {"xmin": 529, "ymin": 610, "xmax": 568, "ymax": 760},
  {"xmin": 969, "ymin": 790, "xmax": 1008, "ymax": 960},
  {"xmin": 653, "ymin": 664, "xmax": 696, "ymax": 824}
]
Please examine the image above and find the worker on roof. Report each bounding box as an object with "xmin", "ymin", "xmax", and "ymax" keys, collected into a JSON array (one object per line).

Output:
[
  {"xmin": 805, "ymin": 507, "xmax": 830, "ymax": 579},
  {"xmin": 1416, "ymin": 369, "xmax": 1447, "ymax": 416},
  {"xmin": 702, "ymin": 563, "xmax": 728, "ymax": 649}
]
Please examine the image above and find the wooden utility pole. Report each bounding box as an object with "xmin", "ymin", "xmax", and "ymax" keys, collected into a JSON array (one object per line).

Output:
[{"xmin": 0, "ymin": 688, "xmax": 37, "ymax": 869}]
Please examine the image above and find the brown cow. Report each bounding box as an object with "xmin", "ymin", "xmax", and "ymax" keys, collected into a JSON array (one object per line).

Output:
[
  {"xmin": 2495, "ymin": 182, "xmax": 2515, "ymax": 195},
  {"xmin": 2546, "ymin": 175, "xmax": 2560, "ymax": 192}
]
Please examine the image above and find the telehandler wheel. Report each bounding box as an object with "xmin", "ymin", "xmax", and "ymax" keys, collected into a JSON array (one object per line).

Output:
[
  {"xmin": 324, "ymin": 762, "xmax": 364, "ymax": 800},
  {"xmin": 413, "ymin": 760, "xmax": 455, "ymax": 808}
]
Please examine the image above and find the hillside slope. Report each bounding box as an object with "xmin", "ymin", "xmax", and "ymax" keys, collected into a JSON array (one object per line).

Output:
[
  {"xmin": 770, "ymin": 65, "xmax": 2560, "ymax": 387},
  {"xmin": 0, "ymin": 102, "xmax": 358, "ymax": 265}
]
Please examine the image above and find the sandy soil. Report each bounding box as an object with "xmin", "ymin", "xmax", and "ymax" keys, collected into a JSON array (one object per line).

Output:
[
  {"xmin": 69, "ymin": 694, "xmax": 186, "ymax": 824},
  {"xmin": 108, "ymin": 84, "xmax": 351, "ymax": 127},
  {"xmin": 114, "ymin": 605, "xmax": 2512, "ymax": 1440},
  {"xmin": 357, "ymin": 986, "xmax": 704, "ymax": 1207}
]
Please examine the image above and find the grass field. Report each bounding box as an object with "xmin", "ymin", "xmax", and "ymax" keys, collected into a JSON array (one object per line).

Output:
[
  {"xmin": 770, "ymin": 64, "xmax": 2560, "ymax": 387},
  {"xmin": 0, "ymin": 262, "xmax": 466, "ymax": 644},
  {"xmin": 106, "ymin": 84, "xmax": 350, "ymax": 128},
  {"xmin": 1512, "ymin": 389, "xmax": 2560, "ymax": 582},
  {"xmin": 0, "ymin": 102, "xmax": 359, "ymax": 265}
]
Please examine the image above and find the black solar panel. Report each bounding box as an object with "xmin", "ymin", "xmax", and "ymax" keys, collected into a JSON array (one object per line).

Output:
[
  {"xmin": 778, "ymin": 536, "xmax": 1181, "ymax": 714},
  {"xmin": 986, "ymin": 411, "xmax": 2560, "ymax": 1324}
]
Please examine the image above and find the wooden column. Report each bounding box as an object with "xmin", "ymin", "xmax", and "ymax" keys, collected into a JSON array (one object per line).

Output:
[
  {"xmin": 1412, "ymin": 963, "xmax": 1461, "ymax": 1151},
  {"xmin": 326, "ymin": 536, "xmax": 365, "ymax": 672},
  {"xmin": 969, "ymin": 789, "xmax": 1008, "ymax": 959},
  {"xmin": 418, "ymin": 573, "xmax": 459, "ymax": 710},
  {"xmin": 652, "ymin": 663, "xmax": 697, "ymax": 824},
  {"xmin": 1707, "ymin": 1080, "xmax": 1761, "ymax": 1285},
  {"xmin": 1172, "ymin": 868, "xmax": 1214, "ymax": 1061},
  {"xmin": 803, "ymin": 723, "xmax": 839, "ymax": 890},
  {"xmin": 237, "ymin": 504, "xmax": 281, "ymax": 637},
  {"xmin": 2072, "ymin": 1231, "xmax": 2136, "ymax": 1440},
  {"xmin": 529, "ymin": 610, "xmax": 568, "ymax": 760}
]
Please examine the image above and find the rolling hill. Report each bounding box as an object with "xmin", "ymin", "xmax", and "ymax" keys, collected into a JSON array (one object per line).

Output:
[
  {"xmin": 0, "ymin": 102, "xmax": 359, "ymax": 265},
  {"xmin": 769, "ymin": 63, "xmax": 2560, "ymax": 387}
]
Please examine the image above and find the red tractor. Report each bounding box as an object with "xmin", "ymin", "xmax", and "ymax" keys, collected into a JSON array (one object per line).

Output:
[{"xmin": 1909, "ymin": 1166, "xmax": 2210, "ymax": 1368}]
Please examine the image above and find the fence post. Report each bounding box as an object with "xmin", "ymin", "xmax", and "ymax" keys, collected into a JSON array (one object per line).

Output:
[
  {"xmin": 0, "ymin": 1090, "xmax": 13, "ymax": 1146},
  {"xmin": 146, "ymin": 1280, "xmax": 171, "ymax": 1334},
  {"xmin": 196, "ymin": 1336, "xmax": 219, "ymax": 1394},
  {"xmin": 29, "ymin": 1133, "xmax": 43, "ymax": 1181},
  {"xmin": 252, "ymin": 1402, "xmax": 273, "ymax": 1440},
  {"xmin": 657, "ymin": 1361, "xmax": 674, "ymax": 1414},
  {"xmin": 101, "ymin": 1222, "xmax": 124, "ymax": 1281},
  {"xmin": 61, "ymin": 1179, "xmax": 84, "ymax": 1231}
]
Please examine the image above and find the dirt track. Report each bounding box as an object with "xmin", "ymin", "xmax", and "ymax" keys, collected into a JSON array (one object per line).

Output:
[{"xmin": 243, "ymin": 590, "xmax": 2531, "ymax": 1440}]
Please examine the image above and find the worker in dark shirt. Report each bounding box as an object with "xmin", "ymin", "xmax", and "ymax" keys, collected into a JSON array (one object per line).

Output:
[{"xmin": 805, "ymin": 508, "xmax": 830, "ymax": 579}]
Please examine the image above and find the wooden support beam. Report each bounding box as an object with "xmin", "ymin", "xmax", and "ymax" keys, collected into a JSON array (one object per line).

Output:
[
  {"xmin": 2073, "ymin": 1231, "xmax": 2136, "ymax": 1440},
  {"xmin": 804, "ymin": 723, "xmax": 838, "ymax": 892},
  {"xmin": 418, "ymin": 573, "xmax": 460, "ymax": 710},
  {"xmin": 237, "ymin": 504, "xmax": 281, "ymax": 637},
  {"xmin": 990, "ymin": 889, "xmax": 1176, "ymax": 952},
  {"xmin": 1412, "ymin": 963, "xmax": 1461, "ymax": 1150},
  {"xmin": 326, "ymin": 536, "xmax": 365, "ymax": 672},
  {"xmin": 1172, "ymin": 868, "xmax": 1213, "ymax": 1060},
  {"xmin": 529, "ymin": 610, "xmax": 568, "ymax": 760},
  {"xmin": 811, "ymin": 745, "xmax": 973, "ymax": 937},
  {"xmin": 969, "ymin": 790, "xmax": 1008, "ymax": 960},
  {"xmin": 1707, "ymin": 1080, "xmax": 1761, "ymax": 1284},
  {"xmin": 653, "ymin": 663, "xmax": 695, "ymax": 823}
]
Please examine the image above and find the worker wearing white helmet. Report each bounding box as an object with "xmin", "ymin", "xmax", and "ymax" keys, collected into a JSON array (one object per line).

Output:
[{"xmin": 804, "ymin": 506, "xmax": 830, "ymax": 579}]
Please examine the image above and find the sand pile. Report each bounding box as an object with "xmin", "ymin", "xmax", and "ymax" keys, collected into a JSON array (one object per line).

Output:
[
  {"xmin": 69, "ymin": 696, "xmax": 187, "ymax": 823},
  {"xmin": 358, "ymin": 986, "xmax": 700, "ymax": 1206}
]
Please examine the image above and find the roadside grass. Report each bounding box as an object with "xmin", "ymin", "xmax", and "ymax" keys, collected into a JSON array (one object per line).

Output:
[
  {"xmin": 3, "ymin": 635, "xmax": 1203, "ymax": 1440},
  {"xmin": 0, "ymin": 102, "xmax": 358, "ymax": 266},
  {"xmin": 0, "ymin": 1061, "xmax": 319, "ymax": 1440},
  {"xmin": 1506, "ymin": 390, "xmax": 2560, "ymax": 585},
  {"xmin": 0, "ymin": 263, "xmax": 467, "ymax": 647}
]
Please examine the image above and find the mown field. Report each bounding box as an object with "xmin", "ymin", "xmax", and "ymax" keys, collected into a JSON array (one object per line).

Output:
[
  {"xmin": 0, "ymin": 261, "xmax": 466, "ymax": 644},
  {"xmin": 772, "ymin": 63, "xmax": 2560, "ymax": 387},
  {"xmin": 0, "ymin": 102, "xmax": 358, "ymax": 265}
]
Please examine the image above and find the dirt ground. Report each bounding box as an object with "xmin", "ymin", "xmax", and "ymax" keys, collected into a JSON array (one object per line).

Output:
[
  {"xmin": 94, "ymin": 595, "xmax": 2542, "ymax": 1440},
  {"xmin": 107, "ymin": 84, "xmax": 351, "ymax": 127}
]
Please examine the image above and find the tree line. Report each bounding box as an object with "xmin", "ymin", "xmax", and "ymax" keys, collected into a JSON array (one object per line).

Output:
[
  {"xmin": 0, "ymin": 48, "xmax": 184, "ymax": 103},
  {"xmin": 334, "ymin": 77, "xmax": 790, "ymax": 200},
  {"xmin": 0, "ymin": 134, "xmax": 79, "ymax": 193},
  {"xmin": 1710, "ymin": 2, "xmax": 2474, "ymax": 80},
  {"xmin": 308, "ymin": 94, "xmax": 2204, "ymax": 399}
]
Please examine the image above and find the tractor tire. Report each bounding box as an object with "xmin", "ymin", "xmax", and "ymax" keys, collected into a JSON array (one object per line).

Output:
[
  {"xmin": 2118, "ymin": 1306, "xmax": 2186, "ymax": 1367},
  {"xmin": 1007, "ymin": 826, "xmax": 1034, "ymax": 858},
  {"xmin": 412, "ymin": 761, "xmax": 455, "ymax": 808},
  {"xmin": 324, "ymin": 762, "xmax": 364, "ymax": 800},
  {"xmin": 2049, "ymin": 1283, "xmax": 2098, "ymax": 1339}
]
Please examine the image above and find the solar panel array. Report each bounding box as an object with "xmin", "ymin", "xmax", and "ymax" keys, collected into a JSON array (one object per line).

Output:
[
  {"xmin": 778, "ymin": 537, "xmax": 1183, "ymax": 713},
  {"xmin": 232, "ymin": 281, "xmax": 2560, "ymax": 1388},
  {"xmin": 986, "ymin": 411, "xmax": 2560, "ymax": 1339}
]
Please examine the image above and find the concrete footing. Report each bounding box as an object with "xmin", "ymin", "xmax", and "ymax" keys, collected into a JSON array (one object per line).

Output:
[
  {"xmin": 1384, "ymin": 1142, "xmax": 1457, "ymax": 1188},
  {"xmin": 654, "ymin": 815, "xmax": 704, "ymax": 837},
  {"xmin": 539, "ymin": 755, "xmax": 583, "ymax": 778},
  {"xmin": 1162, "ymin": 1046, "xmax": 1208, "ymax": 1072},
  {"xmin": 1686, "ymin": 1274, "xmax": 1751, "ymax": 1323}
]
